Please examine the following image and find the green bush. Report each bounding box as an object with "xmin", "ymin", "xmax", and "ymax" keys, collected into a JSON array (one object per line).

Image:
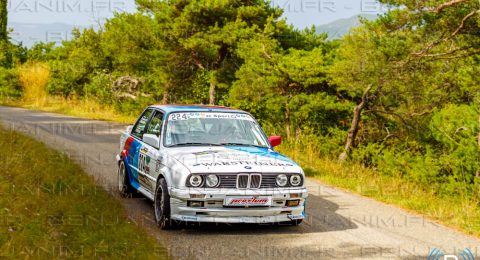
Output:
[
  {"xmin": 351, "ymin": 104, "xmax": 480, "ymax": 198},
  {"xmin": 83, "ymin": 72, "xmax": 114, "ymax": 104},
  {"xmin": 0, "ymin": 67, "xmax": 20, "ymax": 99}
]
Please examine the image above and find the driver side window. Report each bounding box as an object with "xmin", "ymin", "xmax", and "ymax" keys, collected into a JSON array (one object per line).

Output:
[
  {"xmin": 145, "ymin": 111, "xmax": 164, "ymax": 136},
  {"xmin": 132, "ymin": 109, "xmax": 154, "ymax": 139}
]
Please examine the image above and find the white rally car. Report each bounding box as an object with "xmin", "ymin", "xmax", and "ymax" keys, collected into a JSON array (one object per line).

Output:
[{"xmin": 116, "ymin": 105, "xmax": 307, "ymax": 229}]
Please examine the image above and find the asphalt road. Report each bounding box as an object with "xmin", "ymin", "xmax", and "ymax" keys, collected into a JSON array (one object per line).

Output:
[{"xmin": 1, "ymin": 105, "xmax": 479, "ymax": 260}]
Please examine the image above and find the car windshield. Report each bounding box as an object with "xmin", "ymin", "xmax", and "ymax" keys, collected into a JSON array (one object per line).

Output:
[{"xmin": 164, "ymin": 112, "xmax": 269, "ymax": 148}]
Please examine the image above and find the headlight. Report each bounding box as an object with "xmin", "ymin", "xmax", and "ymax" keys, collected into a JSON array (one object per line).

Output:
[
  {"xmin": 189, "ymin": 175, "xmax": 203, "ymax": 187},
  {"xmin": 205, "ymin": 175, "xmax": 219, "ymax": 187},
  {"xmin": 290, "ymin": 174, "xmax": 302, "ymax": 186},
  {"xmin": 276, "ymin": 174, "xmax": 288, "ymax": 187}
]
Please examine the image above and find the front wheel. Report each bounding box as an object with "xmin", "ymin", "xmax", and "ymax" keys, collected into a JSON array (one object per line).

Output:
[
  {"xmin": 290, "ymin": 219, "xmax": 303, "ymax": 226},
  {"xmin": 118, "ymin": 160, "xmax": 134, "ymax": 197},
  {"xmin": 154, "ymin": 178, "xmax": 178, "ymax": 230}
]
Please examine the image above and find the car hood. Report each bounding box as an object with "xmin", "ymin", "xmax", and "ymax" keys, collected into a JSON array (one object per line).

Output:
[{"xmin": 165, "ymin": 146, "xmax": 302, "ymax": 174}]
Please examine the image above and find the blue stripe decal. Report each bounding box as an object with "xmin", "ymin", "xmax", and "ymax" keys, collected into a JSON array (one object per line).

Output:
[
  {"xmin": 225, "ymin": 146, "xmax": 297, "ymax": 165},
  {"xmin": 123, "ymin": 158, "xmax": 140, "ymax": 189},
  {"xmin": 127, "ymin": 139, "xmax": 141, "ymax": 189}
]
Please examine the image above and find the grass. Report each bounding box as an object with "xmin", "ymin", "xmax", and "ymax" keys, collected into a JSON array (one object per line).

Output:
[
  {"xmin": 277, "ymin": 142, "xmax": 480, "ymax": 237},
  {"xmin": 0, "ymin": 127, "xmax": 168, "ymax": 259},
  {"xmin": 0, "ymin": 96, "xmax": 136, "ymax": 124},
  {"xmin": 18, "ymin": 62, "xmax": 50, "ymax": 107},
  {"xmin": 2, "ymin": 60, "xmax": 135, "ymax": 123}
]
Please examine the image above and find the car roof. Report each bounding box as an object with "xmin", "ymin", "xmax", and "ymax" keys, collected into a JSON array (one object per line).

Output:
[{"xmin": 149, "ymin": 104, "xmax": 246, "ymax": 114}]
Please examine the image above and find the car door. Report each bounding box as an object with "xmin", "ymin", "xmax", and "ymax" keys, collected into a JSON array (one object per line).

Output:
[
  {"xmin": 137, "ymin": 110, "xmax": 165, "ymax": 193},
  {"xmin": 127, "ymin": 108, "xmax": 154, "ymax": 189}
]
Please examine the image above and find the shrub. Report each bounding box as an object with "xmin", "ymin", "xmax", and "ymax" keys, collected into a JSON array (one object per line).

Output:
[{"xmin": 0, "ymin": 67, "xmax": 20, "ymax": 99}]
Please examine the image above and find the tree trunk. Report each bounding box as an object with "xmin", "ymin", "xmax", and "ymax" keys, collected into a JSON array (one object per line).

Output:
[
  {"xmin": 477, "ymin": 114, "xmax": 480, "ymax": 147},
  {"xmin": 208, "ymin": 81, "xmax": 215, "ymax": 105},
  {"xmin": 0, "ymin": 0, "xmax": 7, "ymax": 41},
  {"xmin": 285, "ymin": 102, "xmax": 291, "ymax": 139},
  {"xmin": 162, "ymin": 88, "xmax": 169, "ymax": 104},
  {"xmin": 476, "ymin": 114, "xmax": 480, "ymax": 178},
  {"xmin": 339, "ymin": 85, "xmax": 373, "ymax": 161}
]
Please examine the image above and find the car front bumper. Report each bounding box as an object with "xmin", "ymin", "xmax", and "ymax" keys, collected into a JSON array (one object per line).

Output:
[{"xmin": 169, "ymin": 187, "xmax": 308, "ymax": 223}]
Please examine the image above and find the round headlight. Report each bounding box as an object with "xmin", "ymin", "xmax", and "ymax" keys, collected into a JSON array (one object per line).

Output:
[
  {"xmin": 205, "ymin": 175, "xmax": 219, "ymax": 187},
  {"xmin": 290, "ymin": 174, "xmax": 302, "ymax": 186},
  {"xmin": 189, "ymin": 175, "xmax": 203, "ymax": 187},
  {"xmin": 276, "ymin": 174, "xmax": 288, "ymax": 187}
]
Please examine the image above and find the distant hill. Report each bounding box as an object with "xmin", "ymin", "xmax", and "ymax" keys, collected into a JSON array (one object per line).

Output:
[
  {"xmin": 8, "ymin": 22, "xmax": 84, "ymax": 47},
  {"xmin": 9, "ymin": 15, "xmax": 378, "ymax": 47},
  {"xmin": 316, "ymin": 14, "xmax": 379, "ymax": 39}
]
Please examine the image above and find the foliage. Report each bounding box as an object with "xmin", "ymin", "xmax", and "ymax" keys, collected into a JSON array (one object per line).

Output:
[{"xmin": 0, "ymin": 67, "xmax": 20, "ymax": 98}]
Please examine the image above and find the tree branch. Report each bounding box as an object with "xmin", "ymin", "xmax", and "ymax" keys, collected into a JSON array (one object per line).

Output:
[
  {"xmin": 450, "ymin": 10, "xmax": 477, "ymax": 38},
  {"xmin": 413, "ymin": 10, "xmax": 477, "ymax": 57},
  {"xmin": 435, "ymin": 0, "xmax": 468, "ymax": 13},
  {"xmin": 368, "ymin": 109, "xmax": 410, "ymax": 127}
]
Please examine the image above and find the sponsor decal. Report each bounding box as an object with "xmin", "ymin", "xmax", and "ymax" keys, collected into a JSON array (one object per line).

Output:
[
  {"xmin": 226, "ymin": 146, "xmax": 296, "ymax": 165},
  {"xmin": 224, "ymin": 196, "xmax": 272, "ymax": 206},
  {"xmin": 181, "ymin": 216, "xmax": 198, "ymax": 221},
  {"xmin": 169, "ymin": 112, "xmax": 255, "ymax": 121},
  {"xmin": 138, "ymin": 150, "xmax": 151, "ymax": 174},
  {"xmin": 192, "ymin": 160, "xmax": 294, "ymax": 167}
]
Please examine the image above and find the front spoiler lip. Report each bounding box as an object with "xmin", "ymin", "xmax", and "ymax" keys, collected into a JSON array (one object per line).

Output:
[
  {"xmin": 171, "ymin": 214, "xmax": 305, "ymax": 223},
  {"xmin": 170, "ymin": 205, "xmax": 305, "ymax": 223}
]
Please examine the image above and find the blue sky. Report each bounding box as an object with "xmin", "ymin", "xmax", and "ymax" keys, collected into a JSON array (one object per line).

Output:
[{"xmin": 8, "ymin": 0, "xmax": 387, "ymax": 28}]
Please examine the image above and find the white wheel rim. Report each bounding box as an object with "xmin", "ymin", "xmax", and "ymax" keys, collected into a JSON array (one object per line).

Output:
[{"xmin": 155, "ymin": 185, "xmax": 163, "ymax": 222}]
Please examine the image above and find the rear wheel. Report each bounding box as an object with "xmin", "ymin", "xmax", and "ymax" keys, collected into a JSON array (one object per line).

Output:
[
  {"xmin": 154, "ymin": 178, "xmax": 178, "ymax": 230},
  {"xmin": 118, "ymin": 160, "xmax": 134, "ymax": 197}
]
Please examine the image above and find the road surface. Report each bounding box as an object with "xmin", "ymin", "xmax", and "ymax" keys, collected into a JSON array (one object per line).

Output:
[{"xmin": 1, "ymin": 106, "xmax": 479, "ymax": 260}]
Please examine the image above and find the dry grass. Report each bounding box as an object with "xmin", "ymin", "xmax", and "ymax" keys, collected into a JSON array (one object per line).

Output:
[
  {"xmin": 277, "ymin": 141, "xmax": 480, "ymax": 237},
  {"xmin": 3, "ymin": 62, "xmax": 134, "ymax": 123},
  {"xmin": 18, "ymin": 62, "xmax": 50, "ymax": 106},
  {"xmin": 1, "ymin": 96, "xmax": 135, "ymax": 124}
]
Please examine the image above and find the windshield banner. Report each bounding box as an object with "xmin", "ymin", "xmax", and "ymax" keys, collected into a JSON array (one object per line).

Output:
[{"xmin": 169, "ymin": 112, "xmax": 255, "ymax": 121}]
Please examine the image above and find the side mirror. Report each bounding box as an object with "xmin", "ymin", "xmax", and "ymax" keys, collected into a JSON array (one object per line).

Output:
[
  {"xmin": 143, "ymin": 134, "xmax": 160, "ymax": 148},
  {"xmin": 126, "ymin": 125, "xmax": 133, "ymax": 133},
  {"xmin": 268, "ymin": 136, "xmax": 282, "ymax": 148}
]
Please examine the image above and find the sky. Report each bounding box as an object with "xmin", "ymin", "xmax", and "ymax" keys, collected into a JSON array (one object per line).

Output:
[{"xmin": 8, "ymin": 0, "xmax": 387, "ymax": 28}]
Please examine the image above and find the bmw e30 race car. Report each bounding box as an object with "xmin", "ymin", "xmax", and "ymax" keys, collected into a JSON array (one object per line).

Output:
[{"xmin": 116, "ymin": 105, "xmax": 308, "ymax": 229}]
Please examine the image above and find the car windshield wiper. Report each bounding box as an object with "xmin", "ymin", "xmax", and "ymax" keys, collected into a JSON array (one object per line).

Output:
[
  {"xmin": 217, "ymin": 143, "xmax": 268, "ymax": 148},
  {"xmin": 170, "ymin": 143, "xmax": 221, "ymax": 147}
]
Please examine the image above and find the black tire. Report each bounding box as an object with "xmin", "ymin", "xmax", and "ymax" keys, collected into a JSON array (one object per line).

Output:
[
  {"xmin": 154, "ymin": 178, "xmax": 179, "ymax": 230},
  {"xmin": 291, "ymin": 219, "xmax": 303, "ymax": 226},
  {"xmin": 118, "ymin": 160, "xmax": 134, "ymax": 197}
]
